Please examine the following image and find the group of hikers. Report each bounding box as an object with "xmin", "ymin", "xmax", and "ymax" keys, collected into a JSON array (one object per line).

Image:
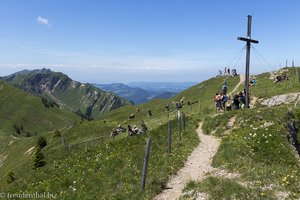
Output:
[
  {"xmin": 214, "ymin": 92, "xmax": 229, "ymax": 112},
  {"xmin": 218, "ymin": 67, "xmax": 238, "ymax": 77},
  {"xmin": 110, "ymin": 120, "xmax": 149, "ymax": 138},
  {"xmin": 218, "ymin": 67, "xmax": 231, "ymax": 77},
  {"xmin": 214, "ymin": 76, "xmax": 254, "ymax": 112},
  {"xmin": 214, "ymin": 79, "xmax": 229, "ymax": 111},
  {"xmin": 232, "ymin": 91, "xmax": 248, "ymax": 110},
  {"xmin": 127, "ymin": 120, "xmax": 148, "ymax": 136},
  {"xmin": 214, "ymin": 89, "xmax": 248, "ymax": 112}
]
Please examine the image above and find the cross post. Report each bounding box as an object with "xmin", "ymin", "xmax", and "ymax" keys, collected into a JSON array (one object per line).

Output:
[{"xmin": 238, "ymin": 15, "xmax": 259, "ymax": 109}]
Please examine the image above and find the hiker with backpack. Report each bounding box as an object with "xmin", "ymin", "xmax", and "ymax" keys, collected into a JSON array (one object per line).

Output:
[
  {"xmin": 221, "ymin": 79, "xmax": 227, "ymax": 95},
  {"xmin": 238, "ymin": 92, "xmax": 246, "ymax": 109},
  {"xmin": 214, "ymin": 92, "xmax": 222, "ymax": 112},
  {"xmin": 221, "ymin": 93, "xmax": 229, "ymax": 110},
  {"xmin": 233, "ymin": 93, "xmax": 240, "ymax": 110}
]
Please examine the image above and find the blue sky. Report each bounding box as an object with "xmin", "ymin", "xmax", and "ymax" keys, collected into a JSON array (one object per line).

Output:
[{"xmin": 0, "ymin": 0, "xmax": 300, "ymax": 83}]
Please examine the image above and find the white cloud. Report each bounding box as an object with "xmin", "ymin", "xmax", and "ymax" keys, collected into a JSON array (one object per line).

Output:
[{"xmin": 36, "ymin": 16, "xmax": 50, "ymax": 26}]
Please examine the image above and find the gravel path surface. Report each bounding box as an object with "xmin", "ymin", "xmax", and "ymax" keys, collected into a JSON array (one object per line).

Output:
[{"xmin": 154, "ymin": 123, "xmax": 221, "ymax": 200}]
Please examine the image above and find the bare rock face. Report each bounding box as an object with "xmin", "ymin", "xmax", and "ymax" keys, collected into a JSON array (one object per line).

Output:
[{"xmin": 261, "ymin": 93, "xmax": 300, "ymax": 107}]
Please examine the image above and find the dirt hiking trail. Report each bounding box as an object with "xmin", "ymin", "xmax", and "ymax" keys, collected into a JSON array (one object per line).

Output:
[
  {"xmin": 155, "ymin": 75, "xmax": 244, "ymax": 200},
  {"xmin": 154, "ymin": 123, "xmax": 221, "ymax": 200},
  {"xmin": 229, "ymin": 74, "xmax": 245, "ymax": 96}
]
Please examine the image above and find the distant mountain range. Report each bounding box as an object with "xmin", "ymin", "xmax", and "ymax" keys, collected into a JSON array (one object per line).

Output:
[
  {"xmin": 0, "ymin": 69, "xmax": 132, "ymax": 119},
  {"xmin": 127, "ymin": 82, "xmax": 197, "ymax": 93},
  {"xmin": 93, "ymin": 83, "xmax": 181, "ymax": 104}
]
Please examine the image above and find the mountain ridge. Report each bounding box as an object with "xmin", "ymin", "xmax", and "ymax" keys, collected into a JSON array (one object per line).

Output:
[
  {"xmin": 1, "ymin": 69, "xmax": 132, "ymax": 119},
  {"xmin": 1, "ymin": 67, "xmax": 300, "ymax": 199},
  {"xmin": 94, "ymin": 82, "xmax": 180, "ymax": 104},
  {"xmin": 127, "ymin": 81, "xmax": 197, "ymax": 93}
]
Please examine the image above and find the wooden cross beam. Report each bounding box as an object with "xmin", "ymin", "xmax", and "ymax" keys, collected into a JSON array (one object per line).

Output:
[
  {"xmin": 237, "ymin": 37, "xmax": 258, "ymax": 44},
  {"xmin": 237, "ymin": 15, "xmax": 259, "ymax": 109}
]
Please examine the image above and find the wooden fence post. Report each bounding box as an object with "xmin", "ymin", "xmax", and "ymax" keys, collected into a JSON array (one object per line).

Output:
[
  {"xmin": 181, "ymin": 112, "xmax": 185, "ymax": 133},
  {"xmin": 199, "ymin": 99, "xmax": 201, "ymax": 112},
  {"xmin": 297, "ymin": 68, "xmax": 300, "ymax": 83},
  {"xmin": 264, "ymin": 87, "xmax": 267, "ymax": 96},
  {"xmin": 141, "ymin": 138, "xmax": 151, "ymax": 191},
  {"xmin": 61, "ymin": 137, "xmax": 65, "ymax": 146},
  {"xmin": 168, "ymin": 115, "xmax": 171, "ymax": 159},
  {"xmin": 177, "ymin": 110, "xmax": 181, "ymax": 142}
]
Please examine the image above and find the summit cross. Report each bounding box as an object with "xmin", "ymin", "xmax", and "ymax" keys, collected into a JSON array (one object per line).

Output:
[{"xmin": 238, "ymin": 15, "xmax": 259, "ymax": 109}]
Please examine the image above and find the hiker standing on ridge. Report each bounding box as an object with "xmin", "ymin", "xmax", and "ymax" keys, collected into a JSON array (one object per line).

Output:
[
  {"xmin": 218, "ymin": 69, "xmax": 222, "ymax": 77},
  {"xmin": 221, "ymin": 79, "xmax": 227, "ymax": 95},
  {"xmin": 221, "ymin": 93, "xmax": 228, "ymax": 110},
  {"xmin": 214, "ymin": 93, "xmax": 222, "ymax": 112}
]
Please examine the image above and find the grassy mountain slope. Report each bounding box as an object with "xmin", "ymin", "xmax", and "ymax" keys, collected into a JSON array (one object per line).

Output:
[
  {"xmin": 183, "ymin": 106, "xmax": 300, "ymax": 199},
  {"xmin": 181, "ymin": 68, "xmax": 300, "ymax": 199},
  {"xmin": 236, "ymin": 67, "xmax": 300, "ymax": 102},
  {"xmin": 0, "ymin": 80, "xmax": 79, "ymax": 136},
  {"xmin": 153, "ymin": 91, "xmax": 176, "ymax": 99},
  {"xmin": 0, "ymin": 75, "xmax": 240, "ymax": 198},
  {"xmin": 0, "ymin": 80, "xmax": 80, "ymax": 177},
  {"xmin": 1, "ymin": 69, "xmax": 132, "ymax": 119},
  {"xmin": 1, "ymin": 118, "xmax": 199, "ymax": 199},
  {"xmin": 1, "ymin": 67, "xmax": 300, "ymax": 199}
]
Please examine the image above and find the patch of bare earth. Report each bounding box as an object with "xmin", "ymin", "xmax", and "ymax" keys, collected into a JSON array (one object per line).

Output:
[
  {"xmin": 250, "ymin": 96, "xmax": 258, "ymax": 108},
  {"xmin": 275, "ymin": 191, "xmax": 290, "ymax": 200},
  {"xmin": 227, "ymin": 116, "xmax": 236, "ymax": 129},
  {"xmin": 229, "ymin": 74, "xmax": 245, "ymax": 97},
  {"xmin": 24, "ymin": 147, "xmax": 35, "ymax": 155},
  {"xmin": 0, "ymin": 154, "xmax": 8, "ymax": 168}
]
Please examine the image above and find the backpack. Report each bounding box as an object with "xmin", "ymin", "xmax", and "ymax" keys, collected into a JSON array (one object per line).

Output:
[{"xmin": 222, "ymin": 95, "xmax": 228, "ymax": 102}]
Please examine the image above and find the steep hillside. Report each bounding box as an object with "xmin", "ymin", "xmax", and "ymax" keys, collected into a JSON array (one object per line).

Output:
[
  {"xmin": 1, "ymin": 67, "xmax": 300, "ymax": 199},
  {"xmin": 1, "ymin": 69, "xmax": 132, "ymax": 119},
  {"xmin": 0, "ymin": 80, "xmax": 79, "ymax": 136},
  {"xmin": 0, "ymin": 80, "xmax": 80, "ymax": 178},
  {"xmin": 0, "ymin": 75, "xmax": 240, "ymax": 199}
]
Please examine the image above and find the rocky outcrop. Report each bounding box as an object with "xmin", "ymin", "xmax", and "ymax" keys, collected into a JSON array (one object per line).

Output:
[{"xmin": 260, "ymin": 93, "xmax": 300, "ymax": 107}]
